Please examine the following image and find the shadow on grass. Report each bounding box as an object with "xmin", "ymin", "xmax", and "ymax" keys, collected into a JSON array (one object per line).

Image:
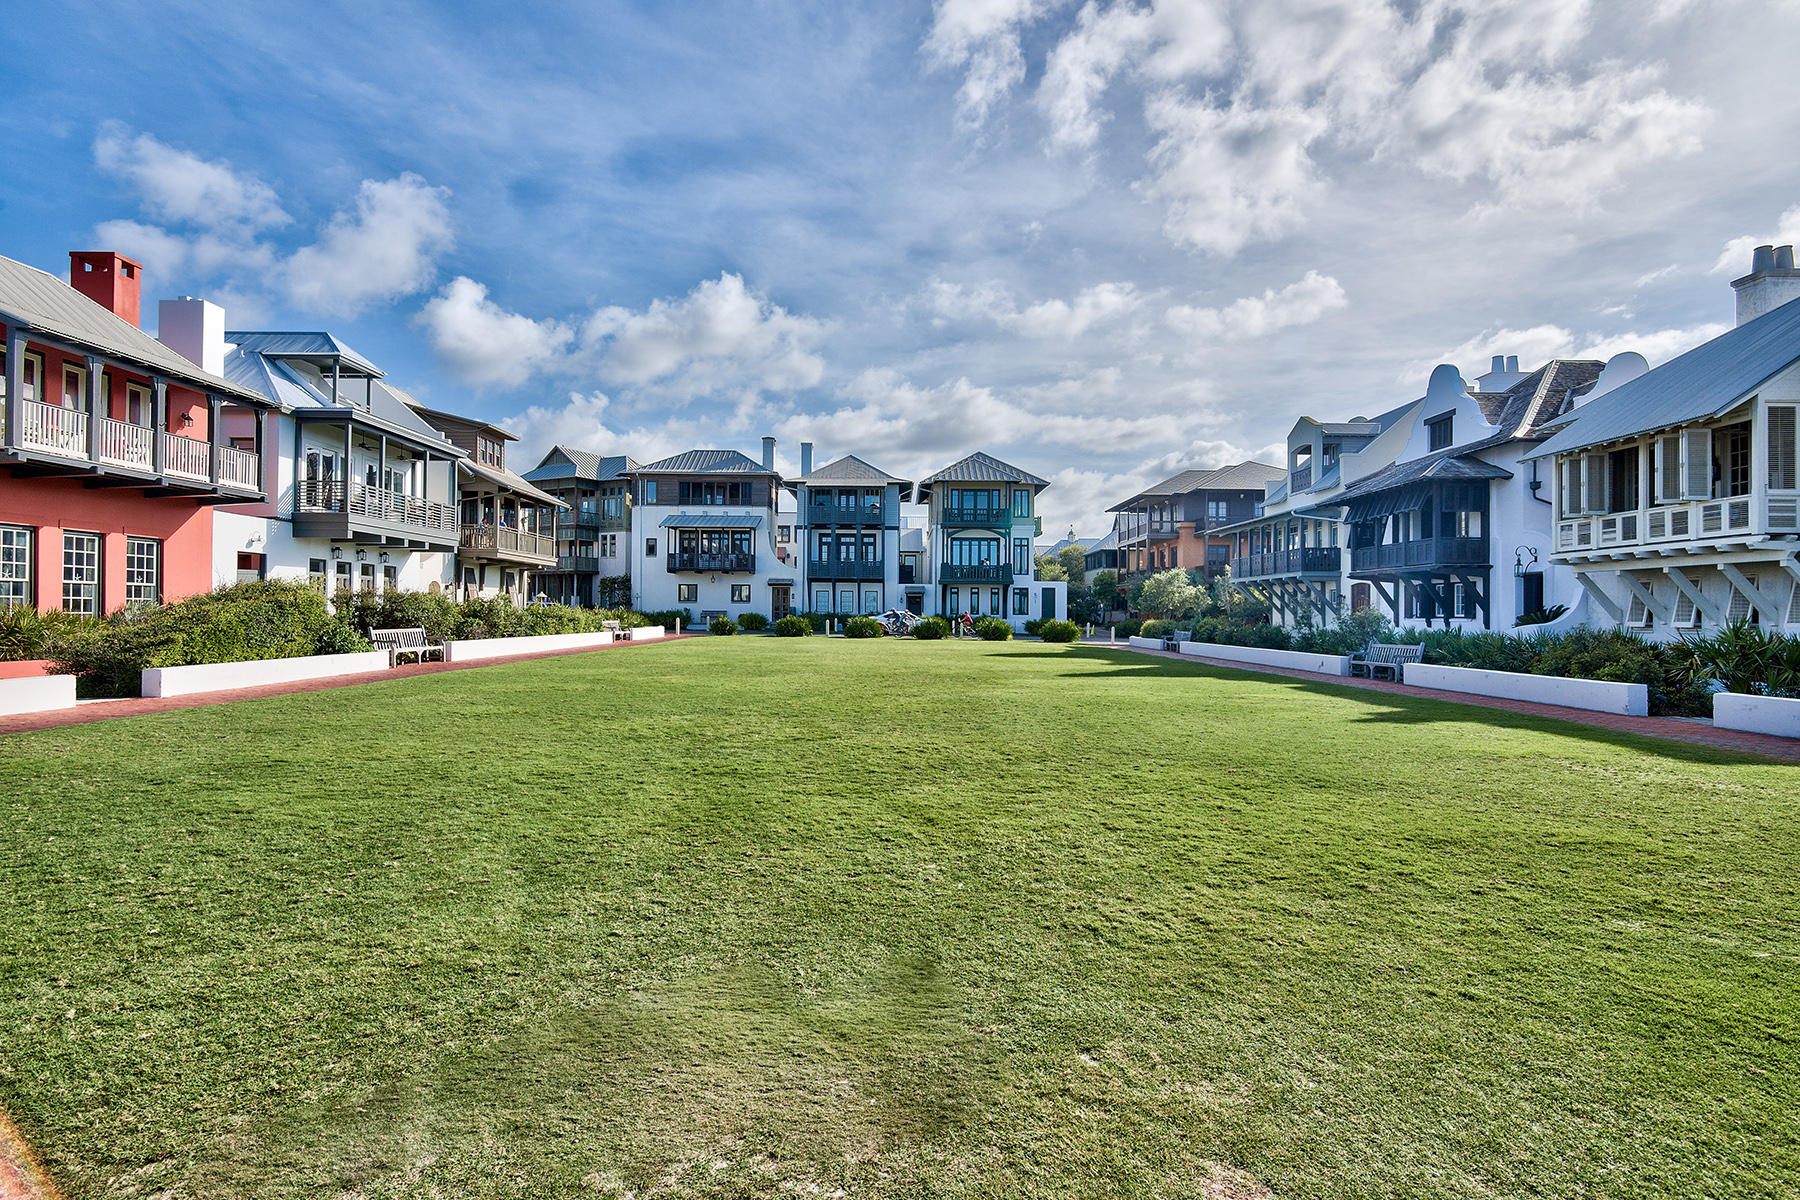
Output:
[{"xmin": 1023, "ymin": 644, "xmax": 1787, "ymax": 768}]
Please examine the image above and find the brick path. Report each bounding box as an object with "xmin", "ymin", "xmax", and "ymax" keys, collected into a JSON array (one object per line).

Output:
[
  {"xmin": 0, "ymin": 635, "xmax": 696, "ymax": 737},
  {"xmin": 1093, "ymin": 640, "xmax": 1800, "ymax": 764}
]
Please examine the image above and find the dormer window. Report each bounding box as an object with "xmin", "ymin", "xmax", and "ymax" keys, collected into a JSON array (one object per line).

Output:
[
  {"xmin": 1427, "ymin": 413, "xmax": 1454, "ymax": 452},
  {"xmin": 476, "ymin": 436, "xmax": 504, "ymax": 468}
]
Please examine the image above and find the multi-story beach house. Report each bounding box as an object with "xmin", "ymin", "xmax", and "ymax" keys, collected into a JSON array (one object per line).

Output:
[
  {"xmin": 1107, "ymin": 461, "xmax": 1283, "ymax": 586},
  {"xmin": 1528, "ymin": 246, "xmax": 1800, "ymax": 637},
  {"xmin": 789, "ymin": 441, "xmax": 912, "ymax": 615},
  {"xmin": 1, "ymin": 252, "xmax": 277, "ymax": 612},
  {"xmin": 624, "ymin": 438, "xmax": 793, "ymax": 620},
  {"xmin": 208, "ymin": 323, "xmax": 466, "ymax": 594},
  {"xmin": 914, "ymin": 450, "xmax": 1065, "ymax": 628},
  {"xmin": 407, "ymin": 404, "xmax": 563, "ymax": 603},
  {"xmin": 522, "ymin": 447, "xmax": 637, "ymax": 608}
]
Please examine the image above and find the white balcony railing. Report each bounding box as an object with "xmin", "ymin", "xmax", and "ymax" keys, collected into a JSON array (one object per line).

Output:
[
  {"xmin": 94, "ymin": 415, "xmax": 155, "ymax": 469},
  {"xmin": 217, "ymin": 444, "xmax": 260, "ymax": 489},
  {"xmin": 1554, "ymin": 495, "xmax": 1788, "ymax": 554},
  {"xmin": 19, "ymin": 399, "xmax": 87, "ymax": 458},
  {"xmin": 161, "ymin": 432, "xmax": 211, "ymax": 480},
  {"xmin": 5, "ymin": 399, "xmax": 260, "ymax": 492}
]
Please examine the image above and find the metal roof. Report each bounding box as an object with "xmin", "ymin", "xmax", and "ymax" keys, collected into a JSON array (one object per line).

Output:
[
  {"xmin": 658, "ymin": 512, "xmax": 766, "ymax": 529},
  {"xmin": 1108, "ymin": 459, "xmax": 1283, "ymax": 510},
  {"xmin": 1330, "ymin": 449, "xmax": 1513, "ymax": 507},
  {"xmin": 1533, "ymin": 296, "xmax": 1800, "ymax": 459},
  {"xmin": 0, "ymin": 254, "xmax": 270, "ymax": 404},
  {"xmin": 224, "ymin": 339, "xmax": 463, "ymax": 456},
  {"xmin": 459, "ymin": 456, "xmax": 565, "ymax": 507},
  {"xmin": 632, "ymin": 449, "xmax": 773, "ymax": 475},
  {"xmin": 917, "ymin": 450, "xmax": 1049, "ymax": 488},
  {"xmin": 790, "ymin": 454, "xmax": 911, "ymax": 489},
  {"xmin": 225, "ymin": 330, "xmax": 382, "ymax": 376},
  {"xmin": 523, "ymin": 446, "xmax": 637, "ymax": 483}
]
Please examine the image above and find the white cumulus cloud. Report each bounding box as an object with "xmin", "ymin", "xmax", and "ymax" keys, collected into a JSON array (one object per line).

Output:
[
  {"xmin": 282, "ymin": 174, "xmax": 453, "ymax": 316},
  {"xmin": 415, "ymin": 277, "xmax": 574, "ymax": 388},
  {"xmin": 93, "ymin": 123, "xmax": 288, "ymax": 231},
  {"xmin": 1163, "ymin": 271, "xmax": 1347, "ymax": 340}
]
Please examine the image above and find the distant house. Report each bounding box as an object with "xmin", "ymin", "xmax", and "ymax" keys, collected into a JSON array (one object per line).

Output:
[
  {"xmin": 522, "ymin": 446, "xmax": 637, "ymax": 607},
  {"xmin": 1081, "ymin": 529, "xmax": 1120, "ymax": 581},
  {"xmin": 1107, "ymin": 461, "xmax": 1282, "ymax": 585},
  {"xmin": 915, "ymin": 450, "xmax": 1064, "ymax": 628},
  {"xmin": 790, "ymin": 442, "xmax": 912, "ymax": 615}
]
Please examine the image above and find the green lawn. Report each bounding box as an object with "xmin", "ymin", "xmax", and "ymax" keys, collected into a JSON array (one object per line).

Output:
[{"xmin": 1, "ymin": 639, "xmax": 1795, "ymax": 1199}]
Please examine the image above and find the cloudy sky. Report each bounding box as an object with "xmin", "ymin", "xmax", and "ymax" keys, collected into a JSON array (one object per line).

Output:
[{"xmin": 4, "ymin": 0, "xmax": 1799, "ymax": 537}]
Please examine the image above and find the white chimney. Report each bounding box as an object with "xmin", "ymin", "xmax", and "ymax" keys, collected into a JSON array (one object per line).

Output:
[
  {"xmin": 1732, "ymin": 244, "xmax": 1800, "ymax": 326},
  {"xmin": 158, "ymin": 297, "xmax": 227, "ymax": 376}
]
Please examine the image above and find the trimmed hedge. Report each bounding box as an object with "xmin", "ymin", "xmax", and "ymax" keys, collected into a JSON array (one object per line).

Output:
[
  {"xmin": 774, "ymin": 615, "xmax": 813, "ymax": 637},
  {"xmin": 1037, "ymin": 619, "xmax": 1081, "ymax": 643},
  {"xmin": 843, "ymin": 616, "xmax": 885, "ymax": 639},
  {"xmin": 913, "ymin": 616, "xmax": 951, "ymax": 640},
  {"xmin": 737, "ymin": 612, "xmax": 769, "ymax": 632},
  {"xmin": 972, "ymin": 616, "xmax": 1013, "ymax": 641},
  {"xmin": 709, "ymin": 616, "xmax": 739, "ymax": 636}
]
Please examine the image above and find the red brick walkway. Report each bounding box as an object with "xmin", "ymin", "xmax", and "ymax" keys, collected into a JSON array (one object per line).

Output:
[
  {"xmin": 1096, "ymin": 640, "xmax": 1800, "ymax": 764},
  {"xmin": 0, "ymin": 635, "xmax": 697, "ymax": 737}
]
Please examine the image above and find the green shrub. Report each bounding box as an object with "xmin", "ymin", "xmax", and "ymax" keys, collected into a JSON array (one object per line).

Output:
[
  {"xmin": 1023, "ymin": 618, "xmax": 1045, "ymax": 636},
  {"xmin": 1678, "ymin": 622, "xmax": 1800, "ymax": 697},
  {"xmin": 738, "ymin": 612, "xmax": 769, "ymax": 632},
  {"xmin": 1139, "ymin": 619, "xmax": 1177, "ymax": 639},
  {"xmin": 774, "ymin": 615, "xmax": 813, "ymax": 637},
  {"xmin": 314, "ymin": 621, "xmax": 371, "ymax": 655},
  {"xmin": 1037, "ymin": 619, "xmax": 1080, "ymax": 643},
  {"xmin": 375, "ymin": 590, "xmax": 460, "ymax": 639},
  {"xmin": 1515, "ymin": 604, "xmax": 1570, "ymax": 627},
  {"xmin": 972, "ymin": 616, "xmax": 1013, "ymax": 641},
  {"xmin": 709, "ymin": 616, "xmax": 739, "ymax": 636},
  {"xmin": 1113, "ymin": 619, "xmax": 1142, "ymax": 639},
  {"xmin": 637, "ymin": 609, "xmax": 690, "ymax": 630},
  {"xmin": 844, "ymin": 616, "xmax": 884, "ymax": 639},
  {"xmin": 913, "ymin": 616, "xmax": 951, "ymax": 640}
]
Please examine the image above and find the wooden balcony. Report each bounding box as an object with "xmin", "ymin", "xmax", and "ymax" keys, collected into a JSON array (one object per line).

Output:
[
  {"xmin": 667, "ymin": 551, "xmax": 755, "ymax": 573},
  {"xmin": 1, "ymin": 399, "xmax": 262, "ymax": 498},
  {"xmin": 807, "ymin": 499, "xmax": 884, "ymax": 525},
  {"xmin": 553, "ymin": 554, "xmax": 601, "ymax": 573},
  {"xmin": 807, "ymin": 557, "xmax": 884, "ymax": 579},
  {"xmin": 1230, "ymin": 546, "xmax": 1341, "ymax": 580},
  {"xmin": 1553, "ymin": 494, "xmax": 1798, "ymax": 558},
  {"xmin": 459, "ymin": 523, "xmax": 557, "ymax": 566},
  {"xmin": 1350, "ymin": 537, "xmax": 1487, "ymax": 576},
  {"xmin": 939, "ymin": 563, "xmax": 1011, "ymax": 583},
  {"xmin": 293, "ymin": 479, "xmax": 459, "ymax": 548}
]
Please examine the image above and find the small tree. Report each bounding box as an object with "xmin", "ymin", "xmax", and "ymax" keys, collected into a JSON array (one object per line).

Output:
[{"xmin": 1136, "ymin": 569, "xmax": 1202, "ymax": 619}]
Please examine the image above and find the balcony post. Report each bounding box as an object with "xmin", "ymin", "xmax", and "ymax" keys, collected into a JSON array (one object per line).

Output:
[
  {"xmin": 207, "ymin": 393, "xmax": 223, "ymax": 484},
  {"xmin": 86, "ymin": 354, "xmax": 105, "ymax": 461},
  {"xmin": 253, "ymin": 406, "xmax": 269, "ymax": 493},
  {"xmin": 3, "ymin": 326, "xmax": 25, "ymax": 449},
  {"xmin": 150, "ymin": 377, "xmax": 167, "ymax": 473}
]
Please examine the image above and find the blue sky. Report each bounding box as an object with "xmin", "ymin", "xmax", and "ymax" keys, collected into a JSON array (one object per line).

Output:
[{"xmin": 5, "ymin": 0, "xmax": 1800, "ymax": 536}]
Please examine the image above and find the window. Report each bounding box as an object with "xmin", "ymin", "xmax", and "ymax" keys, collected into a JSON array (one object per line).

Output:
[
  {"xmin": 335, "ymin": 561, "xmax": 353, "ymax": 592},
  {"xmin": 1207, "ymin": 499, "xmax": 1229, "ymax": 522},
  {"xmin": 0, "ymin": 348, "xmax": 44, "ymax": 403},
  {"xmin": 1606, "ymin": 447, "xmax": 1638, "ymax": 514},
  {"xmin": 62, "ymin": 363, "xmax": 88, "ymax": 411},
  {"xmin": 384, "ymin": 565, "xmax": 399, "ymax": 591},
  {"xmin": 62, "ymin": 532, "xmax": 101, "ymax": 615},
  {"xmin": 949, "ymin": 488, "xmax": 1001, "ymax": 512},
  {"xmin": 1723, "ymin": 421, "xmax": 1752, "ymax": 497},
  {"xmin": 359, "ymin": 563, "xmax": 376, "ymax": 591},
  {"xmin": 645, "ymin": 537, "xmax": 658, "ymax": 557},
  {"xmin": 0, "ymin": 525, "xmax": 32, "ymax": 609},
  {"xmin": 678, "ymin": 480, "xmax": 748, "ymax": 505},
  {"xmin": 125, "ymin": 382, "xmax": 152, "ymax": 427},
  {"xmin": 947, "ymin": 537, "xmax": 1000, "ymax": 566},
  {"xmin": 731, "ymin": 584, "xmax": 751, "ymax": 603},
  {"xmin": 1521, "ymin": 571, "xmax": 1545, "ymax": 616},
  {"xmin": 1011, "ymin": 489, "xmax": 1030, "ymax": 517},
  {"xmin": 642, "ymin": 480, "xmax": 660, "ymax": 504},
  {"xmin": 229, "ymin": 435, "xmax": 255, "ymax": 452},
  {"xmin": 777, "ymin": 524, "xmax": 792, "ymax": 544},
  {"xmin": 121, "ymin": 536, "xmax": 162, "ymax": 605},
  {"xmin": 1206, "ymin": 544, "xmax": 1229, "ymax": 566},
  {"xmin": 991, "ymin": 587, "xmax": 1002, "ymax": 614},
  {"xmin": 678, "ymin": 583, "xmax": 698, "ymax": 603},
  {"xmin": 948, "ymin": 587, "xmax": 960, "ymax": 614},
  {"xmin": 308, "ymin": 557, "xmax": 329, "ymax": 589},
  {"xmin": 1426, "ymin": 413, "xmax": 1454, "ymax": 451},
  {"xmin": 1013, "ymin": 538, "xmax": 1029, "ymax": 575},
  {"xmin": 1013, "ymin": 588, "xmax": 1028, "ymax": 615}
]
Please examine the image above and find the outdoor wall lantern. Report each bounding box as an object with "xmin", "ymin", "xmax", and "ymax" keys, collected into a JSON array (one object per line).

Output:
[
  {"xmin": 330, "ymin": 547, "xmax": 343, "ymax": 560},
  {"xmin": 379, "ymin": 552, "xmax": 390, "ymax": 564},
  {"xmin": 1512, "ymin": 546, "xmax": 1539, "ymax": 577},
  {"xmin": 356, "ymin": 549, "xmax": 367, "ymax": 562}
]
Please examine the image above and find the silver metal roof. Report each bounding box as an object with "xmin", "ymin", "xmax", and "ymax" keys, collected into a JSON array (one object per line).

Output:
[
  {"xmin": 523, "ymin": 446, "xmax": 637, "ymax": 482},
  {"xmin": 225, "ymin": 330, "xmax": 382, "ymax": 376},
  {"xmin": 1532, "ymin": 296, "xmax": 1800, "ymax": 459},
  {"xmin": 658, "ymin": 512, "xmax": 767, "ymax": 529},
  {"xmin": 0, "ymin": 254, "xmax": 269, "ymax": 404},
  {"xmin": 633, "ymin": 449, "xmax": 773, "ymax": 475},
  {"xmin": 917, "ymin": 450, "xmax": 1049, "ymax": 488}
]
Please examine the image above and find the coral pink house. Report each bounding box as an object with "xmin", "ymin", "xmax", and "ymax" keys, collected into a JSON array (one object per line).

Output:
[{"xmin": 0, "ymin": 251, "xmax": 277, "ymax": 614}]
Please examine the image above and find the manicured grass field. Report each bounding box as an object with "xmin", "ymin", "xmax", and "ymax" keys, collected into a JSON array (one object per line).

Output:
[{"xmin": 1, "ymin": 638, "xmax": 1795, "ymax": 1198}]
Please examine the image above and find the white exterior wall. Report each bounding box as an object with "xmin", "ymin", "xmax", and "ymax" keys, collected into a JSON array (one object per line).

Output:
[
  {"xmin": 922, "ymin": 485, "xmax": 1059, "ymax": 630},
  {"xmin": 628, "ymin": 500, "xmax": 787, "ymax": 618},
  {"xmin": 798, "ymin": 481, "xmax": 905, "ymax": 615}
]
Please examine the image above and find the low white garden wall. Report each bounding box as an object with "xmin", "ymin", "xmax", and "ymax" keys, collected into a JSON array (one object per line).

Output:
[
  {"xmin": 626, "ymin": 625, "xmax": 666, "ymax": 640},
  {"xmin": 441, "ymin": 630, "xmax": 614, "ymax": 663},
  {"xmin": 0, "ymin": 674, "xmax": 77, "ymax": 717},
  {"xmin": 1712, "ymin": 692, "xmax": 1800, "ymax": 738},
  {"xmin": 1126, "ymin": 635, "xmax": 1166, "ymax": 650},
  {"xmin": 142, "ymin": 650, "xmax": 391, "ymax": 699},
  {"xmin": 1177, "ymin": 640, "xmax": 1352, "ymax": 676},
  {"xmin": 1403, "ymin": 662, "xmax": 1648, "ymax": 716}
]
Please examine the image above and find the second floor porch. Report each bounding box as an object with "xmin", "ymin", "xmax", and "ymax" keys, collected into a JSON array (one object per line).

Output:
[
  {"xmin": 293, "ymin": 478, "xmax": 460, "ymax": 549},
  {"xmin": 1230, "ymin": 546, "xmax": 1343, "ymax": 580},
  {"xmin": 2, "ymin": 396, "xmax": 264, "ymax": 498},
  {"xmin": 459, "ymin": 523, "xmax": 558, "ymax": 565}
]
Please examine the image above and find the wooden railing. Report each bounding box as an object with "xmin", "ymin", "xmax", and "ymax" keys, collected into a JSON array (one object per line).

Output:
[
  {"xmin": 460, "ymin": 524, "xmax": 557, "ymax": 559},
  {"xmin": 95, "ymin": 415, "xmax": 154, "ymax": 469},
  {"xmin": 1230, "ymin": 546, "xmax": 1342, "ymax": 579},
  {"xmin": 218, "ymin": 445, "xmax": 260, "ymax": 489},
  {"xmin": 295, "ymin": 479, "xmax": 458, "ymax": 534},
  {"xmin": 555, "ymin": 554, "xmax": 601, "ymax": 573},
  {"xmin": 940, "ymin": 505, "xmax": 1011, "ymax": 526},
  {"xmin": 161, "ymin": 432, "xmax": 211, "ymax": 480},
  {"xmin": 666, "ymin": 551, "xmax": 755, "ymax": 573},
  {"xmin": 7, "ymin": 400, "xmax": 259, "ymax": 491},
  {"xmin": 1350, "ymin": 536, "xmax": 1487, "ymax": 574},
  {"xmin": 808, "ymin": 500, "xmax": 883, "ymax": 524},
  {"xmin": 807, "ymin": 557, "xmax": 883, "ymax": 579},
  {"xmin": 1553, "ymin": 495, "xmax": 1788, "ymax": 553},
  {"xmin": 18, "ymin": 399, "xmax": 87, "ymax": 457}
]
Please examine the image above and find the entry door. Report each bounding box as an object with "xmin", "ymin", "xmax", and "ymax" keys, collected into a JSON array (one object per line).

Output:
[
  {"xmin": 770, "ymin": 585, "xmax": 792, "ymax": 621},
  {"xmin": 837, "ymin": 586, "xmax": 854, "ymax": 614},
  {"xmin": 1041, "ymin": 586, "xmax": 1056, "ymax": 620}
]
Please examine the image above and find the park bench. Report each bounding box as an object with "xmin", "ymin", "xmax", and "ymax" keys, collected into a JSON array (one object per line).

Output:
[
  {"xmin": 1349, "ymin": 640, "xmax": 1423, "ymax": 682},
  {"xmin": 370, "ymin": 626, "xmax": 443, "ymax": 667}
]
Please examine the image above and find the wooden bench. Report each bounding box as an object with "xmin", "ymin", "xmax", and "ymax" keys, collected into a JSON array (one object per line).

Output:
[
  {"xmin": 370, "ymin": 627, "xmax": 442, "ymax": 666},
  {"xmin": 1349, "ymin": 641, "xmax": 1423, "ymax": 681}
]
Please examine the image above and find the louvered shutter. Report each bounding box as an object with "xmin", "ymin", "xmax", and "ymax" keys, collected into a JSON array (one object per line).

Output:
[
  {"xmin": 1787, "ymin": 578, "xmax": 1800, "ymax": 626},
  {"xmin": 1564, "ymin": 458, "xmax": 1583, "ymax": 515},
  {"xmin": 1657, "ymin": 435, "xmax": 1683, "ymax": 502},
  {"xmin": 1683, "ymin": 429, "xmax": 1712, "ymax": 500},
  {"xmin": 1626, "ymin": 595, "xmax": 1648, "ymax": 627},
  {"xmin": 1585, "ymin": 452, "xmax": 1609, "ymax": 513},
  {"xmin": 1727, "ymin": 572, "xmax": 1756, "ymax": 623},
  {"xmin": 1673, "ymin": 586, "xmax": 1696, "ymax": 628},
  {"xmin": 1769, "ymin": 405, "xmax": 1798, "ymax": 491}
]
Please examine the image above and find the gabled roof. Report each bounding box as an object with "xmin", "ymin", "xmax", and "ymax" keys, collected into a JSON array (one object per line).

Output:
[
  {"xmin": 460, "ymin": 456, "xmax": 565, "ymax": 507},
  {"xmin": 791, "ymin": 454, "xmax": 911, "ymax": 488},
  {"xmin": 1329, "ymin": 448, "xmax": 1513, "ymax": 507},
  {"xmin": 407, "ymin": 401, "xmax": 516, "ymax": 442},
  {"xmin": 224, "ymin": 340, "xmax": 462, "ymax": 454},
  {"xmin": 522, "ymin": 446, "xmax": 637, "ymax": 483},
  {"xmin": 918, "ymin": 450, "xmax": 1049, "ymax": 488},
  {"xmin": 0, "ymin": 254, "xmax": 269, "ymax": 404},
  {"xmin": 1085, "ymin": 529, "xmax": 1119, "ymax": 553},
  {"xmin": 225, "ymin": 330, "xmax": 382, "ymax": 376},
  {"xmin": 1107, "ymin": 460, "xmax": 1284, "ymax": 510},
  {"xmin": 1534, "ymin": 296, "xmax": 1800, "ymax": 458},
  {"xmin": 631, "ymin": 449, "xmax": 773, "ymax": 475},
  {"xmin": 1479, "ymin": 359, "xmax": 1606, "ymax": 440}
]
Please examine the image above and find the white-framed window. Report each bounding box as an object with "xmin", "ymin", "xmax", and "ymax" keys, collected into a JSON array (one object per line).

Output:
[
  {"xmin": 0, "ymin": 525, "xmax": 32, "ymax": 609},
  {"xmin": 125, "ymin": 382, "xmax": 152, "ymax": 427},
  {"xmin": 62, "ymin": 531, "xmax": 102, "ymax": 615},
  {"xmin": 335, "ymin": 561, "xmax": 353, "ymax": 592},
  {"xmin": 61, "ymin": 362, "xmax": 88, "ymax": 411},
  {"xmin": 383, "ymin": 565, "xmax": 399, "ymax": 591},
  {"xmin": 307, "ymin": 558, "xmax": 328, "ymax": 589},
  {"xmin": 731, "ymin": 583, "xmax": 751, "ymax": 603},
  {"xmin": 0, "ymin": 348, "xmax": 45, "ymax": 403},
  {"xmin": 124, "ymin": 536, "xmax": 161, "ymax": 606},
  {"xmin": 359, "ymin": 562, "xmax": 376, "ymax": 591}
]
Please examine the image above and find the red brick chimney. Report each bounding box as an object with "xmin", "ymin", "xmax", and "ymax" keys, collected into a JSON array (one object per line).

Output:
[{"xmin": 69, "ymin": 251, "xmax": 144, "ymax": 328}]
